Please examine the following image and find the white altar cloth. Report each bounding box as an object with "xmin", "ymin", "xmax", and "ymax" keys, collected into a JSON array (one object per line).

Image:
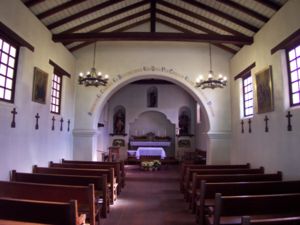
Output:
[{"xmin": 135, "ymin": 147, "xmax": 166, "ymax": 160}]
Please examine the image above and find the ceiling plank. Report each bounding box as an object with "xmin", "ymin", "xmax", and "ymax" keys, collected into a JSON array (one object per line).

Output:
[
  {"xmin": 150, "ymin": 0, "xmax": 157, "ymax": 32},
  {"xmin": 157, "ymin": 9, "xmax": 241, "ymax": 48},
  {"xmin": 53, "ymin": 32, "xmax": 253, "ymax": 44},
  {"xmin": 69, "ymin": 18, "xmax": 150, "ymax": 52},
  {"xmin": 253, "ymin": 0, "xmax": 281, "ymax": 11},
  {"xmin": 61, "ymin": 0, "xmax": 149, "ymax": 34},
  {"xmin": 158, "ymin": 0, "xmax": 248, "ymax": 37},
  {"xmin": 216, "ymin": 0, "xmax": 269, "ymax": 22},
  {"xmin": 37, "ymin": 0, "xmax": 87, "ymax": 20},
  {"xmin": 47, "ymin": 0, "xmax": 124, "ymax": 30},
  {"xmin": 182, "ymin": 0, "xmax": 258, "ymax": 33},
  {"xmin": 24, "ymin": 0, "xmax": 45, "ymax": 7},
  {"xmin": 63, "ymin": 9, "xmax": 150, "ymax": 44},
  {"xmin": 157, "ymin": 18, "xmax": 237, "ymax": 54}
]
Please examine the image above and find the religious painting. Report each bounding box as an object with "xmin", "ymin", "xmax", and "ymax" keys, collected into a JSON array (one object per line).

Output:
[
  {"xmin": 178, "ymin": 107, "xmax": 191, "ymax": 135},
  {"xmin": 147, "ymin": 86, "xmax": 157, "ymax": 108},
  {"xmin": 113, "ymin": 106, "xmax": 125, "ymax": 135},
  {"xmin": 178, "ymin": 139, "xmax": 191, "ymax": 148},
  {"xmin": 32, "ymin": 67, "xmax": 48, "ymax": 104},
  {"xmin": 255, "ymin": 66, "xmax": 274, "ymax": 114},
  {"xmin": 112, "ymin": 139, "xmax": 125, "ymax": 147}
]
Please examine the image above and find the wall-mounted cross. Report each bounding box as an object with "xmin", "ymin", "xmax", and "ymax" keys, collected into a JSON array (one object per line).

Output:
[
  {"xmin": 60, "ymin": 118, "xmax": 64, "ymax": 131},
  {"xmin": 286, "ymin": 111, "xmax": 293, "ymax": 131},
  {"xmin": 52, "ymin": 116, "xmax": 55, "ymax": 131},
  {"xmin": 67, "ymin": 119, "xmax": 70, "ymax": 132},
  {"xmin": 248, "ymin": 119, "xmax": 252, "ymax": 133},
  {"xmin": 35, "ymin": 113, "xmax": 40, "ymax": 130},
  {"xmin": 264, "ymin": 115, "xmax": 269, "ymax": 132},
  {"xmin": 11, "ymin": 108, "xmax": 17, "ymax": 128},
  {"xmin": 241, "ymin": 120, "xmax": 244, "ymax": 133}
]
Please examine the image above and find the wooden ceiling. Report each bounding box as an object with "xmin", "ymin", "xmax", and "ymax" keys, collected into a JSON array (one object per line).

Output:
[{"xmin": 21, "ymin": 0, "xmax": 288, "ymax": 54}]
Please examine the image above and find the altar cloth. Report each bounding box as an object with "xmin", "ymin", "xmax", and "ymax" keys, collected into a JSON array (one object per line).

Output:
[{"xmin": 135, "ymin": 147, "xmax": 166, "ymax": 160}]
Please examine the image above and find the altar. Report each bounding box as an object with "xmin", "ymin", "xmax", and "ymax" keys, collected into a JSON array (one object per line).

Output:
[
  {"xmin": 135, "ymin": 147, "xmax": 166, "ymax": 160},
  {"xmin": 130, "ymin": 141, "xmax": 171, "ymax": 147}
]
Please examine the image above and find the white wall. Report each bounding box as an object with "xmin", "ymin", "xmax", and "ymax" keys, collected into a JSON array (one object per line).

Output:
[
  {"xmin": 73, "ymin": 39, "xmax": 232, "ymax": 163},
  {"xmin": 230, "ymin": 0, "xmax": 300, "ymax": 179},
  {"xmin": 0, "ymin": 0, "xmax": 76, "ymax": 180}
]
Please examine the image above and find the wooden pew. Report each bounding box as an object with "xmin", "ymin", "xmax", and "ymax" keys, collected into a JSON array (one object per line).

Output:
[
  {"xmin": 189, "ymin": 172, "xmax": 282, "ymax": 217},
  {"xmin": 11, "ymin": 170, "xmax": 108, "ymax": 218},
  {"xmin": 205, "ymin": 193, "xmax": 300, "ymax": 225},
  {"xmin": 0, "ymin": 197, "xmax": 78, "ymax": 225},
  {"xmin": 0, "ymin": 181, "xmax": 96, "ymax": 225},
  {"xmin": 180, "ymin": 163, "xmax": 250, "ymax": 192},
  {"xmin": 62, "ymin": 159, "xmax": 126, "ymax": 188},
  {"xmin": 183, "ymin": 167, "xmax": 264, "ymax": 200},
  {"xmin": 33, "ymin": 165, "xmax": 116, "ymax": 204},
  {"xmin": 197, "ymin": 180, "xmax": 300, "ymax": 224},
  {"xmin": 242, "ymin": 215, "xmax": 300, "ymax": 225},
  {"xmin": 50, "ymin": 161, "xmax": 122, "ymax": 195}
]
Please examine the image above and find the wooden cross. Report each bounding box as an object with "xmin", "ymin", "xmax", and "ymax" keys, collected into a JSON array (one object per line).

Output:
[
  {"xmin": 60, "ymin": 118, "xmax": 64, "ymax": 131},
  {"xmin": 35, "ymin": 113, "xmax": 40, "ymax": 130},
  {"xmin": 264, "ymin": 115, "xmax": 269, "ymax": 133},
  {"xmin": 67, "ymin": 119, "xmax": 70, "ymax": 132},
  {"xmin": 11, "ymin": 108, "xmax": 17, "ymax": 128},
  {"xmin": 248, "ymin": 119, "xmax": 252, "ymax": 133},
  {"xmin": 286, "ymin": 111, "xmax": 293, "ymax": 131},
  {"xmin": 241, "ymin": 120, "xmax": 244, "ymax": 133},
  {"xmin": 51, "ymin": 116, "xmax": 55, "ymax": 131}
]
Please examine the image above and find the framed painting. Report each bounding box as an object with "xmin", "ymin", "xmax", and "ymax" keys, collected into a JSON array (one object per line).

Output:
[
  {"xmin": 32, "ymin": 67, "xmax": 48, "ymax": 104},
  {"xmin": 255, "ymin": 66, "xmax": 274, "ymax": 114},
  {"xmin": 112, "ymin": 139, "xmax": 125, "ymax": 147}
]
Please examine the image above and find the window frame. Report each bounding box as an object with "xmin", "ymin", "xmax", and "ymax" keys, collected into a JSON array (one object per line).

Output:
[
  {"xmin": 242, "ymin": 72, "xmax": 254, "ymax": 117},
  {"xmin": 286, "ymin": 42, "xmax": 300, "ymax": 107},
  {"xmin": 50, "ymin": 73, "xmax": 62, "ymax": 115},
  {"xmin": 0, "ymin": 35, "xmax": 19, "ymax": 103}
]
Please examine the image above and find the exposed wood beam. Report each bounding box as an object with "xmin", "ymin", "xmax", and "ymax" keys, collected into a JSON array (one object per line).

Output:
[
  {"xmin": 61, "ymin": 0, "xmax": 149, "ymax": 34},
  {"xmin": 69, "ymin": 19, "xmax": 150, "ymax": 52},
  {"xmin": 53, "ymin": 32, "xmax": 253, "ymax": 44},
  {"xmin": 150, "ymin": 0, "xmax": 157, "ymax": 32},
  {"xmin": 24, "ymin": 0, "xmax": 45, "ymax": 7},
  {"xmin": 253, "ymin": 0, "xmax": 281, "ymax": 11},
  {"xmin": 158, "ymin": 0, "xmax": 248, "ymax": 37},
  {"xmin": 47, "ymin": 0, "xmax": 124, "ymax": 30},
  {"xmin": 157, "ymin": 18, "xmax": 237, "ymax": 54},
  {"xmin": 157, "ymin": 9, "xmax": 241, "ymax": 48},
  {"xmin": 37, "ymin": 0, "xmax": 87, "ymax": 20},
  {"xmin": 182, "ymin": 0, "xmax": 258, "ymax": 33},
  {"xmin": 63, "ymin": 9, "xmax": 150, "ymax": 44},
  {"xmin": 216, "ymin": 0, "xmax": 268, "ymax": 22},
  {"xmin": 234, "ymin": 62, "xmax": 256, "ymax": 80}
]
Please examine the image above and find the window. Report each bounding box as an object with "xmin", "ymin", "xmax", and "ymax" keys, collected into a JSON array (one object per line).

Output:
[
  {"xmin": 242, "ymin": 72, "xmax": 254, "ymax": 117},
  {"xmin": 0, "ymin": 36, "xmax": 18, "ymax": 102},
  {"xmin": 287, "ymin": 44, "xmax": 300, "ymax": 106},
  {"xmin": 50, "ymin": 74, "xmax": 62, "ymax": 114}
]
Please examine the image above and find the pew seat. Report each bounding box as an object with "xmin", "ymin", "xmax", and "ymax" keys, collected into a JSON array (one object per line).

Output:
[{"xmin": 241, "ymin": 215, "xmax": 300, "ymax": 225}]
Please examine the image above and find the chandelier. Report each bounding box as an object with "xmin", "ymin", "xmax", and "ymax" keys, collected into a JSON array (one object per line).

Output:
[
  {"xmin": 78, "ymin": 42, "xmax": 109, "ymax": 87},
  {"xmin": 195, "ymin": 43, "xmax": 227, "ymax": 89}
]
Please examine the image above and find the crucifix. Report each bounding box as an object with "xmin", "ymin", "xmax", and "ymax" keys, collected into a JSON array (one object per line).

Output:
[
  {"xmin": 11, "ymin": 108, "xmax": 17, "ymax": 128},
  {"xmin": 286, "ymin": 111, "xmax": 293, "ymax": 131},
  {"xmin": 241, "ymin": 120, "xmax": 244, "ymax": 133},
  {"xmin": 264, "ymin": 115, "xmax": 269, "ymax": 132},
  {"xmin": 51, "ymin": 116, "xmax": 55, "ymax": 131},
  {"xmin": 67, "ymin": 119, "xmax": 70, "ymax": 132},
  {"xmin": 60, "ymin": 118, "xmax": 64, "ymax": 131},
  {"xmin": 248, "ymin": 119, "xmax": 252, "ymax": 133},
  {"xmin": 35, "ymin": 113, "xmax": 40, "ymax": 130}
]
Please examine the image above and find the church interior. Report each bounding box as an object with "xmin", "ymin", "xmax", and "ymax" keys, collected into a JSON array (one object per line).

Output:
[{"xmin": 1, "ymin": 0, "xmax": 300, "ymax": 224}]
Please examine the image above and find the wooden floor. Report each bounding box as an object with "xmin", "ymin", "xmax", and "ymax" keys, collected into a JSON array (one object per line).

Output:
[{"xmin": 102, "ymin": 164, "xmax": 195, "ymax": 225}]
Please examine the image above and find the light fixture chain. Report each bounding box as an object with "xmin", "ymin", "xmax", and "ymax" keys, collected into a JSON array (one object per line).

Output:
[
  {"xmin": 209, "ymin": 43, "xmax": 212, "ymax": 72},
  {"xmin": 93, "ymin": 42, "xmax": 96, "ymax": 68}
]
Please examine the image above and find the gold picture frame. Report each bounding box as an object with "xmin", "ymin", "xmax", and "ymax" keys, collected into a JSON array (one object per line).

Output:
[
  {"xmin": 32, "ymin": 67, "xmax": 48, "ymax": 104},
  {"xmin": 255, "ymin": 66, "xmax": 274, "ymax": 114}
]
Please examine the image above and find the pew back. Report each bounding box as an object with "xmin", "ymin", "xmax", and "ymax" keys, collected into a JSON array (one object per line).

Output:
[
  {"xmin": 0, "ymin": 198, "xmax": 77, "ymax": 225},
  {"xmin": 241, "ymin": 215, "xmax": 300, "ymax": 225}
]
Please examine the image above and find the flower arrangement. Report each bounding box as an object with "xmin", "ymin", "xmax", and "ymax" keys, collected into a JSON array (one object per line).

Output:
[{"xmin": 141, "ymin": 160, "xmax": 161, "ymax": 171}]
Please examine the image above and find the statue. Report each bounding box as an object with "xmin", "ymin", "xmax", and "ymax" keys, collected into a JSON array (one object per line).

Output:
[
  {"xmin": 114, "ymin": 110, "xmax": 125, "ymax": 134},
  {"xmin": 179, "ymin": 111, "xmax": 189, "ymax": 135}
]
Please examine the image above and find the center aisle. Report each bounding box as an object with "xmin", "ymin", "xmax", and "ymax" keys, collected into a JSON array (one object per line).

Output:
[{"xmin": 102, "ymin": 164, "xmax": 195, "ymax": 225}]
